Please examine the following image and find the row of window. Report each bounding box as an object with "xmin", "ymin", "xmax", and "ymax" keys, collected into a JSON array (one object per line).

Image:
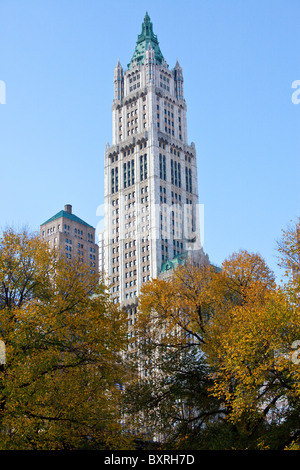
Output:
[
  {"xmin": 112, "ymin": 251, "xmax": 149, "ymax": 263},
  {"xmin": 111, "ymin": 142, "xmax": 147, "ymax": 163},
  {"xmin": 159, "ymin": 140, "xmax": 193, "ymax": 165},
  {"xmin": 129, "ymin": 82, "xmax": 140, "ymax": 92},
  {"xmin": 43, "ymin": 225, "xmax": 92, "ymax": 238},
  {"xmin": 112, "ymin": 242, "xmax": 149, "ymax": 256},
  {"xmin": 129, "ymin": 73, "xmax": 140, "ymax": 83},
  {"xmin": 112, "ymin": 262, "xmax": 148, "ymax": 273},
  {"xmin": 44, "ymin": 225, "xmax": 93, "ymax": 241},
  {"xmin": 112, "ymin": 269, "xmax": 142, "ymax": 285},
  {"xmin": 111, "ymin": 233, "xmax": 150, "ymax": 246},
  {"xmin": 112, "ymin": 274, "xmax": 150, "ymax": 294},
  {"xmin": 160, "ymin": 73, "xmax": 171, "ymax": 83}
]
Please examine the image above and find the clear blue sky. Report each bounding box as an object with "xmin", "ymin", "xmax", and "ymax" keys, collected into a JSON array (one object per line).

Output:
[{"xmin": 0, "ymin": 0, "xmax": 299, "ymax": 282}]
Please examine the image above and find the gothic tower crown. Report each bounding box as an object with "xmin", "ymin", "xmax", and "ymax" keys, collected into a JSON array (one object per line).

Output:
[{"xmin": 128, "ymin": 12, "xmax": 166, "ymax": 69}]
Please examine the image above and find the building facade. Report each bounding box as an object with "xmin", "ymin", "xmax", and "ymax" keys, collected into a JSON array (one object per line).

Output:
[
  {"xmin": 104, "ymin": 13, "xmax": 205, "ymax": 307},
  {"xmin": 41, "ymin": 204, "xmax": 99, "ymax": 273}
]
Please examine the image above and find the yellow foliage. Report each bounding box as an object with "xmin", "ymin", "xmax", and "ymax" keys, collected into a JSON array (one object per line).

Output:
[{"xmin": 0, "ymin": 229, "xmax": 132, "ymax": 450}]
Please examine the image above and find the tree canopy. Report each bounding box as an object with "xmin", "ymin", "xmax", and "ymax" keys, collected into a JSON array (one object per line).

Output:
[
  {"xmin": 0, "ymin": 229, "xmax": 131, "ymax": 450},
  {"xmin": 1, "ymin": 219, "xmax": 300, "ymax": 450},
  {"xmin": 126, "ymin": 232, "xmax": 300, "ymax": 450}
]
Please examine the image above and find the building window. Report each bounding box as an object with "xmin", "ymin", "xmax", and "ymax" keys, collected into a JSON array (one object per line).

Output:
[
  {"xmin": 189, "ymin": 168, "xmax": 192, "ymax": 193},
  {"xmin": 185, "ymin": 166, "xmax": 189, "ymax": 192},
  {"xmin": 159, "ymin": 153, "xmax": 166, "ymax": 181},
  {"xmin": 111, "ymin": 166, "xmax": 118, "ymax": 194},
  {"xmin": 124, "ymin": 159, "xmax": 135, "ymax": 188},
  {"xmin": 140, "ymin": 154, "xmax": 147, "ymax": 181}
]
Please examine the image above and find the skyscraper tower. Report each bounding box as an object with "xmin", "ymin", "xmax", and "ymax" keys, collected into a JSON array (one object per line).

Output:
[{"xmin": 104, "ymin": 13, "xmax": 205, "ymax": 307}]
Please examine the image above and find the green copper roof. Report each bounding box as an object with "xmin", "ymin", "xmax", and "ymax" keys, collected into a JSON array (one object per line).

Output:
[
  {"xmin": 41, "ymin": 210, "xmax": 94, "ymax": 229},
  {"xmin": 160, "ymin": 252, "xmax": 188, "ymax": 273},
  {"xmin": 128, "ymin": 12, "xmax": 165, "ymax": 69}
]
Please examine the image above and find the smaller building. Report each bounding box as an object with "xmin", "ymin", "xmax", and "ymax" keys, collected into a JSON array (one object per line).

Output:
[{"xmin": 40, "ymin": 204, "xmax": 99, "ymax": 273}]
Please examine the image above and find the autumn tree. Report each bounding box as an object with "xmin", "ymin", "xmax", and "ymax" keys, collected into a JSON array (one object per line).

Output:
[
  {"xmin": 127, "ymin": 247, "xmax": 300, "ymax": 449},
  {"xmin": 277, "ymin": 218, "xmax": 300, "ymax": 297},
  {"xmin": 0, "ymin": 229, "xmax": 132, "ymax": 450},
  {"xmin": 204, "ymin": 248, "xmax": 300, "ymax": 449},
  {"xmin": 125, "ymin": 260, "xmax": 223, "ymax": 448}
]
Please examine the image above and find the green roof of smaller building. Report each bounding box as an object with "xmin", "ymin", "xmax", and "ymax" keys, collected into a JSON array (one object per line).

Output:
[
  {"xmin": 41, "ymin": 210, "xmax": 94, "ymax": 229},
  {"xmin": 128, "ymin": 12, "xmax": 165, "ymax": 69},
  {"xmin": 161, "ymin": 252, "xmax": 188, "ymax": 273}
]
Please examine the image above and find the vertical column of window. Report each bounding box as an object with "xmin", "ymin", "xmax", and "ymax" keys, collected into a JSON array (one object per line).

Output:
[
  {"xmin": 174, "ymin": 161, "xmax": 178, "ymax": 187},
  {"xmin": 127, "ymin": 161, "xmax": 131, "ymax": 187},
  {"xmin": 171, "ymin": 159, "xmax": 174, "ymax": 185},
  {"xmin": 178, "ymin": 163, "xmax": 181, "ymax": 188},
  {"xmin": 140, "ymin": 155, "xmax": 144, "ymax": 181},
  {"xmin": 171, "ymin": 112, "xmax": 174, "ymax": 136},
  {"xmin": 147, "ymin": 61, "xmax": 152, "ymax": 84},
  {"xmin": 111, "ymin": 168, "xmax": 115, "ymax": 194},
  {"xmin": 124, "ymin": 162, "xmax": 127, "ymax": 189},
  {"xmin": 164, "ymin": 109, "xmax": 167, "ymax": 133},
  {"xmin": 171, "ymin": 210, "xmax": 175, "ymax": 238},
  {"xmin": 160, "ymin": 154, "xmax": 166, "ymax": 181},
  {"xmin": 131, "ymin": 159, "xmax": 135, "ymax": 185},
  {"xmin": 117, "ymin": 76, "xmax": 121, "ymax": 100},
  {"xmin": 178, "ymin": 115, "xmax": 182, "ymax": 140},
  {"xmin": 159, "ymin": 153, "xmax": 162, "ymax": 180},
  {"xmin": 115, "ymin": 167, "xmax": 119, "ymax": 192},
  {"xmin": 189, "ymin": 168, "xmax": 192, "ymax": 193},
  {"xmin": 145, "ymin": 48, "xmax": 155, "ymax": 85},
  {"xmin": 144, "ymin": 154, "xmax": 147, "ymax": 179},
  {"xmin": 185, "ymin": 166, "xmax": 189, "ymax": 192},
  {"xmin": 177, "ymin": 77, "xmax": 183, "ymax": 99},
  {"xmin": 124, "ymin": 160, "xmax": 135, "ymax": 187}
]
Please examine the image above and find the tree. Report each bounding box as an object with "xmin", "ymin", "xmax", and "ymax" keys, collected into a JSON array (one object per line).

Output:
[
  {"xmin": 128, "ymin": 249, "xmax": 300, "ymax": 449},
  {"xmin": 277, "ymin": 218, "xmax": 300, "ymax": 297},
  {"xmin": 126, "ymin": 261, "xmax": 223, "ymax": 448},
  {"xmin": 204, "ymin": 249, "xmax": 300, "ymax": 449},
  {"xmin": 0, "ymin": 229, "xmax": 132, "ymax": 450}
]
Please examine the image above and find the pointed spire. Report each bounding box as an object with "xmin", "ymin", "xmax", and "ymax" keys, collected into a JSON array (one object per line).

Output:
[
  {"xmin": 174, "ymin": 58, "xmax": 184, "ymax": 100},
  {"xmin": 128, "ymin": 12, "xmax": 165, "ymax": 69},
  {"xmin": 115, "ymin": 58, "xmax": 122, "ymax": 71},
  {"xmin": 114, "ymin": 58, "xmax": 123, "ymax": 76},
  {"xmin": 114, "ymin": 58, "xmax": 124, "ymax": 101}
]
